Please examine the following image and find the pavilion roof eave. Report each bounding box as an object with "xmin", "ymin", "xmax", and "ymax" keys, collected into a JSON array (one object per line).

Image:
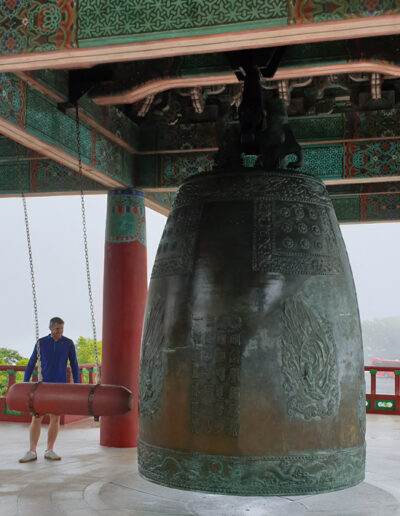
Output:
[{"xmin": 0, "ymin": 15, "xmax": 400, "ymax": 73}]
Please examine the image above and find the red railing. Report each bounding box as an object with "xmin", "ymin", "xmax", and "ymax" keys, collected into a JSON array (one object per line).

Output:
[
  {"xmin": 1, "ymin": 364, "xmax": 399, "ymax": 423},
  {"xmin": 365, "ymin": 365, "xmax": 400, "ymax": 415},
  {"xmin": 0, "ymin": 363, "xmax": 100, "ymax": 424}
]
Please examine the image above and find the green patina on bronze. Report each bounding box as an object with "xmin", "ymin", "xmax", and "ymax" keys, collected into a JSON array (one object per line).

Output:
[
  {"xmin": 139, "ymin": 169, "xmax": 365, "ymax": 495},
  {"xmin": 105, "ymin": 189, "xmax": 146, "ymax": 245},
  {"xmin": 138, "ymin": 440, "xmax": 366, "ymax": 496}
]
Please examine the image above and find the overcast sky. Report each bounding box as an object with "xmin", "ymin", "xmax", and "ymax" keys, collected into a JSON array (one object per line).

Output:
[{"xmin": 0, "ymin": 195, "xmax": 399, "ymax": 358}]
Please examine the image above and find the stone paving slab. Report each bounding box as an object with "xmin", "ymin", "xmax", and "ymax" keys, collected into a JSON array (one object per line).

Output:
[{"xmin": 0, "ymin": 415, "xmax": 399, "ymax": 515}]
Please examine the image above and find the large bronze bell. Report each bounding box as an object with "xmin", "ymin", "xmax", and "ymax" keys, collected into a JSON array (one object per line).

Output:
[
  {"xmin": 138, "ymin": 168, "xmax": 365, "ymax": 496},
  {"xmin": 138, "ymin": 56, "xmax": 365, "ymax": 495}
]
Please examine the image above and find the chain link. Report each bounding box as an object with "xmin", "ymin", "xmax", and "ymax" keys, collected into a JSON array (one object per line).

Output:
[
  {"xmin": 75, "ymin": 104, "xmax": 100, "ymax": 384},
  {"xmin": 15, "ymin": 143, "xmax": 42, "ymax": 382}
]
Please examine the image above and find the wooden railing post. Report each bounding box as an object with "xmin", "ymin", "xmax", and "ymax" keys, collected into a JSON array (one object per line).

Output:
[
  {"xmin": 395, "ymin": 370, "xmax": 400, "ymax": 413},
  {"xmin": 6, "ymin": 369, "xmax": 16, "ymax": 392},
  {"xmin": 88, "ymin": 368, "xmax": 95, "ymax": 384},
  {"xmin": 369, "ymin": 369, "xmax": 377, "ymax": 412}
]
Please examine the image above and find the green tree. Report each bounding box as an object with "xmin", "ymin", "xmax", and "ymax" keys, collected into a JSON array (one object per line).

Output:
[
  {"xmin": 75, "ymin": 337, "xmax": 102, "ymax": 364},
  {"xmin": 0, "ymin": 350, "xmax": 28, "ymax": 395},
  {"xmin": 0, "ymin": 347, "xmax": 24, "ymax": 364},
  {"xmin": 75, "ymin": 337, "xmax": 102, "ymax": 384}
]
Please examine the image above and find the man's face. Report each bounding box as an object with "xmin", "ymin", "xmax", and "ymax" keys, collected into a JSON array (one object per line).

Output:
[{"xmin": 50, "ymin": 323, "xmax": 64, "ymax": 341}]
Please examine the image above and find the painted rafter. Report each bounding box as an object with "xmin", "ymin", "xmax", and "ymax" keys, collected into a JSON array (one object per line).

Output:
[
  {"xmin": 93, "ymin": 61, "xmax": 400, "ymax": 106},
  {"xmin": 0, "ymin": 73, "xmax": 134, "ymax": 190},
  {"xmin": 1, "ymin": 14, "xmax": 400, "ymax": 73},
  {"xmin": 142, "ymin": 187, "xmax": 400, "ymax": 224},
  {"xmin": 14, "ymin": 71, "xmax": 138, "ymax": 154}
]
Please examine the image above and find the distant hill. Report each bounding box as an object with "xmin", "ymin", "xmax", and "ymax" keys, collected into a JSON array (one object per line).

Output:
[{"xmin": 361, "ymin": 317, "xmax": 400, "ymax": 365}]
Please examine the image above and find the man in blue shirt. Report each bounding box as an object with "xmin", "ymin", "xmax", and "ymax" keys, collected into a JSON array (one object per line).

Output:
[{"xmin": 19, "ymin": 317, "xmax": 79, "ymax": 463}]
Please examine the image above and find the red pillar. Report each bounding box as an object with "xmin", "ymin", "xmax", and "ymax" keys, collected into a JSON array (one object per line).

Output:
[{"xmin": 100, "ymin": 189, "xmax": 147, "ymax": 447}]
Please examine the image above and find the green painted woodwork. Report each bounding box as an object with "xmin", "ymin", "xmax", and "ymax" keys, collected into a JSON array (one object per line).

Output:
[
  {"xmin": 0, "ymin": 73, "xmax": 26, "ymax": 127},
  {"xmin": 0, "ymin": 0, "xmax": 77, "ymax": 55},
  {"xmin": 0, "ymin": 136, "xmax": 28, "ymax": 160},
  {"xmin": 1, "ymin": 0, "xmax": 399, "ymax": 55},
  {"xmin": 0, "ymin": 162, "xmax": 30, "ymax": 194},
  {"xmin": 332, "ymin": 197, "xmax": 361, "ymax": 223},
  {"xmin": 78, "ymin": 1, "xmax": 287, "ymax": 47},
  {"xmin": 77, "ymin": 1, "xmax": 400, "ymax": 48},
  {"xmin": 333, "ymin": 195, "xmax": 400, "ymax": 223},
  {"xmin": 23, "ymin": 70, "xmax": 140, "ymax": 151},
  {"xmin": 0, "ymin": 159, "xmax": 105, "ymax": 195},
  {"xmin": 366, "ymin": 399, "xmax": 371, "ymax": 409},
  {"xmin": 33, "ymin": 69, "xmax": 69, "ymax": 98},
  {"xmin": 136, "ymin": 138, "xmax": 400, "ymax": 189},
  {"xmin": 0, "ymin": 73, "xmax": 134, "ymax": 187},
  {"xmin": 291, "ymin": 1, "xmax": 400, "ymax": 23},
  {"xmin": 142, "ymin": 189, "xmax": 400, "ymax": 225},
  {"xmin": 105, "ymin": 189, "xmax": 146, "ymax": 245},
  {"xmin": 139, "ymin": 109, "xmax": 400, "ymax": 154},
  {"xmin": 4, "ymin": 403, "xmax": 23, "ymax": 416},
  {"xmin": 144, "ymin": 191, "xmax": 177, "ymax": 212},
  {"xmin": 25, "ymin": 87, "xmax": 92, "ymax": 165},
  {"xmin": 369, "ymin": 369, "xmax": 378, "ymax": 375},
  {"xmin": 374, "ymin": 399, "xmax": 395, "ymax": 410}
]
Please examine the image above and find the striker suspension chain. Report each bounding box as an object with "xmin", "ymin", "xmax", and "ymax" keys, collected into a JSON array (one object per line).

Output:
[
  {"xmin": 74, "ymin": 104, "xmax": 100, "ymax": 384},
  {"xmin": 15, "ymin": 143, "xmax": 42, "ymax": 382}
]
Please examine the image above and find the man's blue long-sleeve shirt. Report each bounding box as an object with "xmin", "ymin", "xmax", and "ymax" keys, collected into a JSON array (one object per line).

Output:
[{"xmin": 24, "ymin": 335, "xmax": 79, "ymax": 383}]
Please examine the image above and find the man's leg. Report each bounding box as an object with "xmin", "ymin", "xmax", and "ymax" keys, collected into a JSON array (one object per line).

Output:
[
  {"xmin": 30, "ymin": 415, "xmax": 43, "ymax": 451},
  {"xmin": 19, "ymin": 415, "xmax": 43, "ymax": 462},
  {"xmin": 47, "ymin": 414, "xmax": 60, "ymax": 451}
]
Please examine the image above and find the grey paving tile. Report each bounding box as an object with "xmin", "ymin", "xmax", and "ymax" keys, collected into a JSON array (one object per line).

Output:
[{"xmin": 0, "ymin": 416, "xmax": 399, "ymax": 516}]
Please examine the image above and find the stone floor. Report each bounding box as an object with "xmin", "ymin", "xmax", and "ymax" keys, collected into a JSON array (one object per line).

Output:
[{"xmin": 0, "ymin": 414, "xmax": 399, "ymax": 516}]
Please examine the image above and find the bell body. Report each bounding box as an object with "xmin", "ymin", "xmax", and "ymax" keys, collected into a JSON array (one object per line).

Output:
[
  {"xmin": 6, "ymin": 382, "xmax": 133, "ymax": 417},
  {"xmin": 138, "ymin": 169, "xmax": 365, "ymax": 496}
]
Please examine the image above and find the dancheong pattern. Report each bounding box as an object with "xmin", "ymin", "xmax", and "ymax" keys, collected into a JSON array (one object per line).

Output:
[
  {"xmin": 360, "ymin": 194, "xmax": 400, "ymax": 222},
  {"xmin": 344, "ymin": 141, "xmax": 400, "ymax": 179},
  {"xmin": 78, "ymin": 0, "xmax": 287, "ymax": 41},
  {"xmin": 0, "ymin": 0, "xmax": 77, "ymax": 54},
  {"xmin": 105, "ymin": 190, "xmax": 146, "ymax": 245},
  {"xmin": 30, "ymin": 159, "xmax": 105, "ymax": 193},
  {"xmin": 0, "ymin": 73, "xmax": 26, "ymax": 127},
  {"xmin": 292, "ymin": 0, "xmax": 400, "ymax": 23}
]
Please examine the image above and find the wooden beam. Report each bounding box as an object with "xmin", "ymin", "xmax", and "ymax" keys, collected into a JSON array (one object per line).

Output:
[
  {"xmin": 93, "ymin": 61, "xmax": 400, "ymax": 106},
  {"xmin": 1, "ymin": 15, "xmax": 400, "ymax": 73},
  {"xmin": 0, "ymin": 119, "xmax": 124, "ymax": 189}
]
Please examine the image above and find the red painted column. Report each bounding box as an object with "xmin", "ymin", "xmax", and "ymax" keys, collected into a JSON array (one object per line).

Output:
[{"xmin": 101, "ymin": 189, "xmax": 147, "ymax": 447}]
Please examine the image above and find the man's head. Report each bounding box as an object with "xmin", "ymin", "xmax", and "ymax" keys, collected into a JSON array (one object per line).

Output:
[{"xmin": 49, "ymin": 317, "xmax": 64, "ymax": 341}]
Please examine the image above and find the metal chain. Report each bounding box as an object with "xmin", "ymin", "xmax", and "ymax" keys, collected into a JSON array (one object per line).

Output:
[
  {"xmin": 15, "ymin": 143, "xmax": 42, "ymax": 382},
  {"xmin": 74, "ymin": 104, "xmax": 100, "ymax": 384}
]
